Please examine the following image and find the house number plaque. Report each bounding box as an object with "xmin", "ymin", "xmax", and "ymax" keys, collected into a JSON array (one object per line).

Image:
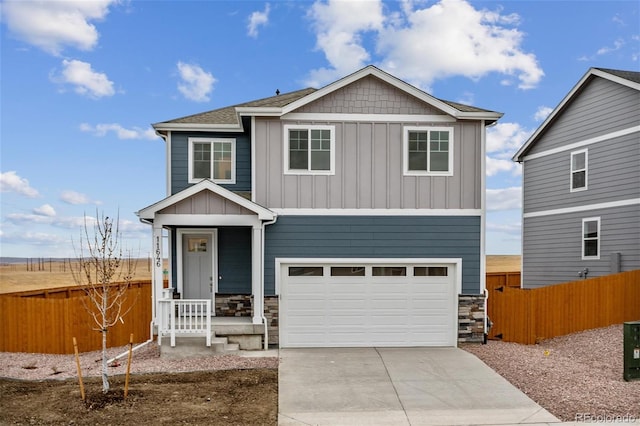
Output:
[{"xmin": 155, "ymin": 236, "xmax": 161, "ymax": 267}]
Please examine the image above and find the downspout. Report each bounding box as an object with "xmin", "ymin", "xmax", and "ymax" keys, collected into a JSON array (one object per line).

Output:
[
  {"xmin": 107, "ymin": 320, "xmax": 155, "ymax": 365},
  {"xmin": 261, "ymin": 215, "xmax": 278, "ymax": 350}
]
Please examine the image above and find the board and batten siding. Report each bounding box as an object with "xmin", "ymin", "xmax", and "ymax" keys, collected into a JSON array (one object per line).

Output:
[
  {"xmin": 522, "ymin": 204, "xmax": 640, "ymax": 288},
  {"xmin": 263, "ymin": 215, "xmax": 481, "ymax": 295},
  {"xmin": 169, "ymin": 126, "xmax": 252, "ymax": 195},
  {"xmin": 523, "ymin": 131, "xmax": 640, "ymax": 213},
  {"xmin": 254, "ymin": 118, "xmax": 482, "ymax": 210},
  {"xmin": 526, "ymin": 77, "xmax": 640, "ymax": 156}
]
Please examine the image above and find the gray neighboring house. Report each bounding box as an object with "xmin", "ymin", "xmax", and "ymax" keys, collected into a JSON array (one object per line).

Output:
[
  {"xmin": 138, "ymin": 65, "xmax": 502, "ymax": 348},
  {"xmin": 513, "ymin": 67, "xmax": 640, "ymax": 289}
]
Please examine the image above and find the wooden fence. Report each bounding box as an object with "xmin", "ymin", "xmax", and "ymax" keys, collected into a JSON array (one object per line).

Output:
[
  {"xmin": 0, "ymin": 281, "xmax": 152, "ymax": 354},
  {"xmin": 487, "ymin": 270, "xmax": 640, "ymax": 344}
]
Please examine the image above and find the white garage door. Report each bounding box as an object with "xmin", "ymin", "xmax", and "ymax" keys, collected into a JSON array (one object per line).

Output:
[{"xmin": 279, "ymin": 260, "xmax": 458, "ymax": 348}]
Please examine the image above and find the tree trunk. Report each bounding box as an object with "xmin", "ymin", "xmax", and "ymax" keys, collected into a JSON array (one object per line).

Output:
[{"xmin": 102, "ymin": 329, "xmax": 109, "ymax": 393}]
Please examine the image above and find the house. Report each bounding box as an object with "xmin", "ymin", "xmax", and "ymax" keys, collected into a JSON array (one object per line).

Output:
[
  {"xmin": 513, "ymin": 67, "xmax": 640, "ymax": 289},
  {"xmin": 137, "ymin": 65, "xmax": 502, "ymax": 350}
]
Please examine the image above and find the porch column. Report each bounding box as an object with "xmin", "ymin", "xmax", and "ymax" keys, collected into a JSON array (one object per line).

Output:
[
  {"xmin": 152, "ymin": 225, "xmax": 164, "ymax": 323},
  {"xmin": 251, "ymin": 225, "xmax": 264, "ymax": 325}
]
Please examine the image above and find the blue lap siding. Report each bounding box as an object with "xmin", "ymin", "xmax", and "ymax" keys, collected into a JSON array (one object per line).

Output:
[
  {"xmin": 170, "ymin": 117, "xmax": 252, "ymax": 194},
  {"xmin": 263, "ymin": 215, "xmax": 481, "ymax": 295},
  {"xmin": 218, "ymin": 227, "xmax": 252, "ymax": 294}
]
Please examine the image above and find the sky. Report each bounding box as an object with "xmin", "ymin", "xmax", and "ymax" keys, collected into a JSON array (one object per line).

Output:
[{"xmin": 1, "ymin": 0, "xmax": 638, "ymax": 259}]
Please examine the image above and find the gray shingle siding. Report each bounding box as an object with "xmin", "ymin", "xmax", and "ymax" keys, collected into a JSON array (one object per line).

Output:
[
  {"xmin": 263, "ymin": 215, "xmax": 481, "ymax": 295},
  {"xmin": 522, "ymin": 204, "xmax": 640, "ymax": 288}
]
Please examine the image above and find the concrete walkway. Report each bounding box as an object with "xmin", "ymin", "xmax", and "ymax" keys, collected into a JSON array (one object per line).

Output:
[{"xmin": 279, "ymin": 347, "xmax": 560, "ymax": 426}]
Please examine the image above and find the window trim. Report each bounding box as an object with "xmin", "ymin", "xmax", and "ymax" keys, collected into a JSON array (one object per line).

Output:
[
  {"xmin": 283, "ymin": 124, "xmax": 335, "ymax": 175},
  {"xmin": 188, "ymin": 137, "xmax": 236, "ymax": 184},
  {"xmin": 403, "ymin": 126, "xmax": 454, "ymax": 176},
  {"xmin": 570, "ymin": 149, "xmax": 588, "ymax": 192},
  {"xmin": 581, "ymin": 217, "xmax": 600, "ymax": 260}
]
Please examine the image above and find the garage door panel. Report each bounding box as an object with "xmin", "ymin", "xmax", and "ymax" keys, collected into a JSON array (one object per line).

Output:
[{"xmin": 281, "ymin": 261, "xmax": 457, "ymax": 348}]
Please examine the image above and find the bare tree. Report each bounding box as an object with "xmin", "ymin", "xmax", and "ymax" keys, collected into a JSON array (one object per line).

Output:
[{"xmin": 71, "ymin": 212, "xmax": 137, "ymax": 393}]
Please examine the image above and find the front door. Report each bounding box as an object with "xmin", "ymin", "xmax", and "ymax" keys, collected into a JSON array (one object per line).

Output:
[{"xmin": 182, "ymin": 234, "xmax": 213, "ymax": 301}]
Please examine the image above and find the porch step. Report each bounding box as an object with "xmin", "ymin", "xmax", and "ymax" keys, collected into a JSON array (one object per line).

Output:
[
  {"xmin": 159, "ymin": 335, "xmax": 239, "ymax": 359},
  {"xmin": 213, "ymin": 323, "xmax": 265, "ymax": 350},
  {"xmin": 211, "ymin": 336, "xmax": 240, "ymax": 353}
]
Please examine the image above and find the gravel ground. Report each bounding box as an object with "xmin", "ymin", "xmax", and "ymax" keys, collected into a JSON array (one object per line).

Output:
[
  {"xmin": 463, "ymin": 324, "xmax": 640, "ymax": 422},
  {"xmin": 1, "ymin": 325, "xmax": 638, "ymax": 423},
  {"xmin": 0, "ymin": 341, "xmax": 278, "ymax": 381}
]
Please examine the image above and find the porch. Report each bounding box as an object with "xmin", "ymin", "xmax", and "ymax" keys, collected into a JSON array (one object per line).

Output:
[
  {"xmin": 136, "ymin": 180, "xmax": 278, "ymax": 355},
  {"xmin": 157, "ymin": 298, "xmax": 267, "ymax": 357}
]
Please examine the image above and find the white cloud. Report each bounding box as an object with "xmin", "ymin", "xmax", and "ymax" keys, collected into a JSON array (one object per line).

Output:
[
  {"xmin": 486, "ymin": 187, "xmax": 521, "ymax": 211},
  {"xmin": 485, "ymin": 122, "xmax": 529, "ymax": 176},
  {"xmin": 379, "ymin": 0, "xmax": 543, "ymax": 90},
  {"xmin": 0, "ymin": 171, "xmax": 39, "ymax": 197},
  {"xmin": 486, "ymin": 157, "xmax": 519, "ymax": 177},
  {"xmin": 305, "ymin": 0, "xmax": 384, "ymax": 86},
  {"xmin": 2, "ymin": 0, "xmax": 115, "ymax": 56},
  {"xmin": 596, "ymin": 38, "xmax": 624, "ymax": 56},
  {"xmin": 80, "ymin": 123, "xmax": 158, "ymax": 140},
  {"xmin": 306, "ymin": 0, "xmax": 543, "ymax": 90},
  {"xmin": 486, "ymin": 221, "xmax": 521, "ymax": 234},
  {"xmin": 248, "ymin": 3, "xmax": 270, "ymax": 38},
  {"xmin": 486, "ymin": 122, "xmax": 532, "ymax": 154},
  {"xmin": 60, "ymin": 190, "xmax": 100, "ymax": 205},
  {"xmin": 176, "ymin": 62, "xmax": 216, "ymax": 102},
  {"xmin": 533, "ymin": 106, "xmax": 553, "ymax": 122},
  {"xmin": 5, "ymin": 213, "xmax": 92, "ymax": 230},
  {"xmin": 52, "ymin": 59, "xmax": 115, "ymax": 98},
  {"xmin": 33, "ymin": 204, "xmax": 56, "ymax": 217}
]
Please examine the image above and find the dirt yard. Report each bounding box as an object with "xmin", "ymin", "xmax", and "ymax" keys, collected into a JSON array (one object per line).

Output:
[
  {"xmin": 485, "ymin": 254, "xmax": 520, "ymax": 273},
  {"xmin": 0, "ymin": 369, "xmax": 277, "ymax": 425},
  {"xmin": 0, "ymin": 259, "xmax": 155, "ymax": 294}
]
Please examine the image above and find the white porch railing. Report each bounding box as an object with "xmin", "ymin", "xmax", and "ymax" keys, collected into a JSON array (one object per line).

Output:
[{"xmin": 158, "ymin": 299, "xmax": 212, "ymax": 347}]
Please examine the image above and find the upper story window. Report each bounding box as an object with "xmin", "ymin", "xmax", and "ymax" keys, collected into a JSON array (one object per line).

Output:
[
  {"xmin": 188, "ymin": 137, "xmax": 236, "ymax": 184},
  {"xmin": 404, "ymin": 127, "xmax": 453, "ymax": 176},
  {"xmin": 582, "ymin": 217, "xmax": 600, "ymax": 260},
  {"xmin": 284, "ymin": 125, "xmax": 335, "ymax": 175},
  {"xmin": 571, "ymin": 149, "xmax": 588, "ymax": 191}
]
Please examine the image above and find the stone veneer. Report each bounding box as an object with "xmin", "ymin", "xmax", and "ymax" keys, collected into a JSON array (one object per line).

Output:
[
  {"xmin": 458, "ymin": 295, "xmax": 486, "ymax": 343},
  {"xmin": 264, "ymin": 296, "xmax": 279, "ymax": 345},
  {"xmin": 215, "ymin": 294, "xmax": 252, "ymax": 317}
]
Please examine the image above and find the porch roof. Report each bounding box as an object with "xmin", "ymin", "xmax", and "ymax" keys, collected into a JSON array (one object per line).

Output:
[{"xmin": 136, "ymin": 180, "xmax": 276, "ymax": 222}]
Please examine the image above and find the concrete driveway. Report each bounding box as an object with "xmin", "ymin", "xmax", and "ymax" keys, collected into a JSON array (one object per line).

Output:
[{"xmin": 279, "ymin": 347, "xmax": 560, "ymax": 426}]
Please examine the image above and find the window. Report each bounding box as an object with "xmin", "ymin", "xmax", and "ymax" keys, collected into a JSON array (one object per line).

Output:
[
  {"xmin": 284, "ymin": 125, "xmax": 335, "ymax": 174},
  {"xmin": 571, "ymin": 149, "xmax": 588, "ymax": 191},
  {"xmin": 414, "ymin": 267, "xmax": 448, "ymax": 276},
  {"xmin": 289, "ymin": 267, "xmax": 323, "ymax": 277},
  {"xmin": 187, "ymin": 238, "xmax": 208, "ymax": 252},
  {"xmin": 331, "ymin": 267, "xmax": 365, "ymax": 276},
  {"xmin": 582, "ymin": 217, "xmax": 600, "ymax": 259},
  {"xmin": 372, "ymin": 267, "xmax": 406, "ymax": 276},
  {"xmin": 404, "ymin": 127, "xmax": 453, "ymax": 176},
  {"xmin": 188, "ymin": 138, "xmax": 235, "ymax": 184}
]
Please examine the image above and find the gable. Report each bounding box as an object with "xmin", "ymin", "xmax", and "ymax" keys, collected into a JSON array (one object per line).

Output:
[
  {"xmin": 525, "ymin": 76, "xmax": 640, "ymax": 156},
  {"xmin": 514, "ymin": 67, "xmax": 640, "ymax": 161},
  {"xmin": 158, "ymin": 190, "xmax": 255, "ymax": 215},
  {"xmin": 294, "ymin": 75, "xmax": 445, "ymax": 116},
  {"xmin": 137, "ymin": 179, "xmax": 275, "ymax": 221}
]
